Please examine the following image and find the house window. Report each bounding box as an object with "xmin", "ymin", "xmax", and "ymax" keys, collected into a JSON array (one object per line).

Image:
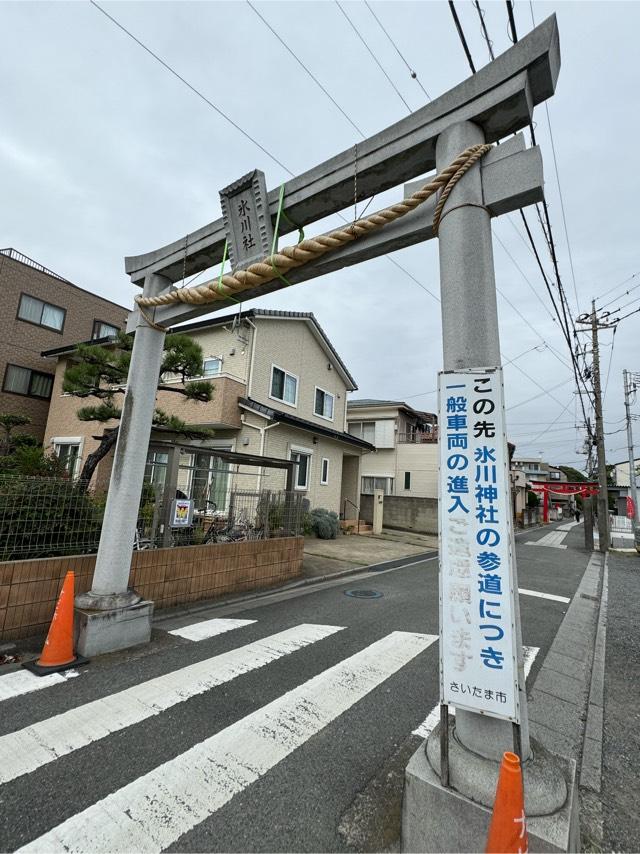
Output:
[
  {"xmin": 549, "ymin": 471, "xmax": 561, "ymax": 480},
  {"xmin": 314, "ymin": 387, "xmax": 334, "ymax": 420},
  {"xmin": 18, "ymin": 293, "xmax": 66, "ymax": 332},
  {"xmin": 202, "ymin": 357, "xmax": 222, "ymax": 377},
  {"xmin": 361, "ymin": 476, "xmax": 394, "ymax": 495},
  {"xmin": 349, "ymin": 421, "xmax": 375, "ymax": 444},
  {"xmin": 291, "ymin": 451, "xmax": 311, "ymax": 489},
  {"xmin": 321, "ymin": 457, "xmax": 329, "ymax": 485},
  {"xmin": 92, "ymin": 320, "xmax": 119, "ymax": 340},
  {"xmin": 3, "ymin": 364, "xmax": 54, "ymax": 399},
  {"xmin": 404, "ymin": 471, "xmax": 411, "ymax": 490},
  {"xmin": 53, "ymin": 439, "xmax": 82, "ymax": 477},
  {"xmin": 271, "ymin": 365, "xmax": 298, "ymax": 406}
]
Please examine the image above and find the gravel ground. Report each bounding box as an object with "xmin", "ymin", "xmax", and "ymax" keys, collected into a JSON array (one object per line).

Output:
[{"xmin": 602, "ymin": 553, "xmax": 640, "ymax": 853}]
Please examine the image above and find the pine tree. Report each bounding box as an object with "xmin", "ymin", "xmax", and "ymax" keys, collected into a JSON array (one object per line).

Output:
[{"xmin": 62, "ymin": 332, "xmax": 214, "ymax": 488}]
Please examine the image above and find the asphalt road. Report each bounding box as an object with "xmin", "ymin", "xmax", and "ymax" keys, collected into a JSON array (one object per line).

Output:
[{"xmin": 0, "ymin": 523, "xmax": 591, "ymax": 853}]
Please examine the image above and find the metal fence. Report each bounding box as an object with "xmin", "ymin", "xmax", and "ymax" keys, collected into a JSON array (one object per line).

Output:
[
  {"xmin": 145, "ymin": 489, "xmax": 308, "ymax": 549},
  {"xmin": 0, "ymin": 475, "xmax": 307, "ymax": 561}
]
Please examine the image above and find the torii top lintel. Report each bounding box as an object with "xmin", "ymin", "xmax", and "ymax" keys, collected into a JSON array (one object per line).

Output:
[{"xmin": 125, "ymin": 14, "xmax": 559, "ymax": 288}]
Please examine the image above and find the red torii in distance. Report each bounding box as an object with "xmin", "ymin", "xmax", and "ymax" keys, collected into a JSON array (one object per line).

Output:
[{"xmin": 529, "ymin": 480, "xmax": 599, "ymax": 524}]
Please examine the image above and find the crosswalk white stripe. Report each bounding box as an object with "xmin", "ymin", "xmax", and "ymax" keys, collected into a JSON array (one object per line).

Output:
[
  {"xmin": 168, "ymin": 617, "xmax": 256, "ymax": 641},
  {"xmin": 19, "ymin": 631, "xmax": 437, "ymax": 854},
  {"xmin": 0, "ymin": 668, "xmax": 79, "ymax": 702},
  {"xmin": 412, "ymin": 646, "xmax": 540, "ymax": 739},
  {"xmin": 0, "ymin": 623, "xmax": 343, "ymax": 787},
  {"xmin": 525, "ymin": 530, "xmax": 568, "ymax": 548},
  {"xmin": 519, "ymin": 588, "xmax": 570, "ymax": 604}
]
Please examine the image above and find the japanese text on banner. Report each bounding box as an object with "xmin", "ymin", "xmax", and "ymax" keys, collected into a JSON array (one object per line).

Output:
[{"xmin": 438, "ymin": 368, "xmax": 520, "ymax": 722}]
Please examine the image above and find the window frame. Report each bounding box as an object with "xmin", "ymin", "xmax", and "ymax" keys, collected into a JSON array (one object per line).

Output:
[
  {"xmin": 92, "ymin": 319, "xmax": 119, "ymax": 340},
  {"xmin": 314, "ymin": 386, "xmax": 335, "ymax": 422},
  {"xmin": 269, "ymin": 364, "xmax": 298, "ymax": 408},
  {"xmin": 320, "ymin": 457, "xmax": 329, "ymax": 485},
  {"xmin": 17, "ymin": 292, "xmax": 66, "ymax": 333},
  {"xmin": 349, "ymin": 420, "xmax": 375, "ymax": 444},
  {"xmin": 52, "ymin": 436, "xmax": 84, "ymax": 479},
  {"xmin": 2, "ymin": 363, "xmax": 54, "ymax": 400},
  {"xmin": 290, "ymin": 446, "xmax": 312, "ymax": 490},
  {"xmin": 361, "ymin": 475, "xmax": 394, "ymax": 495},
  {"xmin": 404, "ymin": 471, "xmax": 411, "ymax": 490},
  {"xmin": 202, "ymin": 357, "xmax": 223, "ymax": 377}
]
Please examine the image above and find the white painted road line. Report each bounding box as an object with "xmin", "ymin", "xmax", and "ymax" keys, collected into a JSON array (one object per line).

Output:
[
  {"xmin": 19, "ymin": 631, "xmax": 438, "ymax": 854},
  {"xmin": 0, "ymin": 668, "xmax": 79, "ymax": 703},
  {"xmin": 412, "ymin": 646, "xmax": 539, "ymax": 739},
  {"xmin": 0, "ymin": 623, "xmax": 343, "ymax": 786},
  {"xmin": 519, "ymin": 588, "xmax": 570, "ymax": 604},
  {"xmin": 525, "ymin": 530, "xmax": 568, "ymax": 549},
  {"xmin": 168, "ymin": 617, "xmax": 256, "ymax": 641}
]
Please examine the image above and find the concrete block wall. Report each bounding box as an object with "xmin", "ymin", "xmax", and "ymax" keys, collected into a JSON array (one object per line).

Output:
[
  {"xmin": 359, "ymin": 494, "xmax": 438, "ymax": 535},
  {"xmin": 0, "ymin": 536, "xmax": 304, "ymax": 642}
]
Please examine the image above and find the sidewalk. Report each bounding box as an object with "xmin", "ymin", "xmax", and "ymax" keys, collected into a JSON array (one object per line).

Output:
[
  {"xmin": 302, "ymin": 530, "xmax": 437, "ymax": 578},
  {"xmin": 600, "ymin": 551, "xmax": 640, "ymax": 852}
]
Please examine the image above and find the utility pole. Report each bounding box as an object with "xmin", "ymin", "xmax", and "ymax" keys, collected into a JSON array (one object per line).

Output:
[
  {"xmin": 577, "ymin": 300, "xmax": 611, "ymax": 552},
  {"xmin": 623, "ymin": 369, "xmax": 640, "ymax": 525}
]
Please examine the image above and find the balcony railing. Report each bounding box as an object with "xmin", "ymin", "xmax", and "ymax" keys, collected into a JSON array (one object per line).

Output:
[{"xmin": 397, "ymin": 430, "xmax": 438, "ymax": 444}]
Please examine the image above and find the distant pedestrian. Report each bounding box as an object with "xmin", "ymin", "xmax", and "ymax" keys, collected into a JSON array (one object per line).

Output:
[{"xmin": 575, "ymin": 508, "xmax": 581, "ymax": 523}]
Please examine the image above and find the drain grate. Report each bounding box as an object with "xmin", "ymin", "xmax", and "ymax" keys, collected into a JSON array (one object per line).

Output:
[
  {"xmin": 344, "ymin": 589, "xmax": 383, "ymax": 599},
  {"xmin": 580, "ymin": 593, "xmax": 599, "ymax": 602}
]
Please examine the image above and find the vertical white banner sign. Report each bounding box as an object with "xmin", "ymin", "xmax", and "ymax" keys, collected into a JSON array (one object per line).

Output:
[{"xmin": 438, "ymin": 368, "xmax": 520, "ymax": 722}]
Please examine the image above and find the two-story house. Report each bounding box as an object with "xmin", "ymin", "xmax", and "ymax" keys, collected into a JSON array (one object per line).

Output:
[
  {"xmin": 41, "ymin": 309, "xmax": 374, "ymax": 515},
  {"xmin": 346, "ymin": 399, "xmax": 438, "ymax": 498},
  {"xmin": 0, "ymin": 248, "xmax": 128, "ymax": 442}
]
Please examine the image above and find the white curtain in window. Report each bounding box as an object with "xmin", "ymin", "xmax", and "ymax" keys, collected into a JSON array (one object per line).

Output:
[
  {"xmin": 4, "ymin": 365, "xmax": 30, "ymax": 394},
  {"xmin": 284, "ymin": 374, "xmax": 297, "ymax": 404},
  {"xmin": 41, "ymin": 303, "xmax": 64, "ymax": 330},
  {"xmin": 18, "ymin": 295, "xmax": 42, "ymax": 323},
  {"xmin": 29, "ymin": 372, "xmax": 52, "ymax": 398}
]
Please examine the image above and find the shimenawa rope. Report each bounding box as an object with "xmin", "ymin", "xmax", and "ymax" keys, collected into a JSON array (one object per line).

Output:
[{"xmin": 137, "ymin": 143, "xmax": 492, "ymax": 330}]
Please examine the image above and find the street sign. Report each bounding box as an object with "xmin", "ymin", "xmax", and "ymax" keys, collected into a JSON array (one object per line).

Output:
[{"xmin": 438, "ymin": 368, "xmax": 520, "ymax": 722}]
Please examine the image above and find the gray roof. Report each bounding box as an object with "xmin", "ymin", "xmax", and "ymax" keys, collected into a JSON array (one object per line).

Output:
[{"xmin": 348, "ymin": 399, "xmax": 405, "ymax": 407}]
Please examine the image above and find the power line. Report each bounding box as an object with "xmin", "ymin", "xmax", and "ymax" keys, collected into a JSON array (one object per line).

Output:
[
  {"xmin": 448, "ymin": 1, "xmax": 476, "ymax": 73},
  {"xmin": 334, "ymin": 1, "xmax": 412, "ymax": 112},
  {"xmin": 363, "ymin": 1, "xmax": 431, "ymax": 101},
  {"xmin": 473, "ymin": 1, "xmax": 495, "ymax": 61},
  {"xmin": 447, "ymin": 0, "xmax": 591, "ymax": 437},
  {"xmin": 246, "ymin": 2, "xmax": 366, "ymax": 139},
  {"xmin": 542, "ymin": 101, "xmax": 580, "ymax": 313},
  {"xmin": 89, "ymin": 0, "xmax": 293, "ymax": 176},
  {"xmin": 594, "ymin": 271, "xmax": 640, "ymax": 306},
  {"xmin": 507, "ymin": 377, "xmax": 576, "ymax": 411}
]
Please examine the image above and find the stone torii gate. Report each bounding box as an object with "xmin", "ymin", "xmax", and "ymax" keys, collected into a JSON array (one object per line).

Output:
[{"xmin": 75, "ymin": 15, "xmax": 578, "ymax": 851}]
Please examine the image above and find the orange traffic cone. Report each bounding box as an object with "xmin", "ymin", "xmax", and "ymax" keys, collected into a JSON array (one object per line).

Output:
[
  {"xmin": 485, "ymin": 751, "xmax": 528, "ymax": 854},
  {"xmin": 23, "ymin": 571, "xmax": 88, "ymax": 676}
]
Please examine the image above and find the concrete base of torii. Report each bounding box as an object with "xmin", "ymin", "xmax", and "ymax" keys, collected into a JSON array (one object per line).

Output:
[{"xmin": 401, "ymin": 723, "xmax": 580, "ymax": 853}]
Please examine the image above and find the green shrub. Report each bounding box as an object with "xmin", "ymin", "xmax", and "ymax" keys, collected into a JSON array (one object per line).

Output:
[
  {"xmin": 310, "ymin": 507, "xmax": 339, "ymax": 539},
  {"xmin": 0, "ymin": 476, "xmax": 104, "ymax": 561}
]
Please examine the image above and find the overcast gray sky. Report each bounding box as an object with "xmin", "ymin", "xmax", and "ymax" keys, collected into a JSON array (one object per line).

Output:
[{"xmin": 2, "ymin": 0, "xmax": 639, "ymax": 471}]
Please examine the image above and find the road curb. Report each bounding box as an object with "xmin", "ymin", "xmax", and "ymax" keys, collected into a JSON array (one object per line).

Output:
[
  {"xmin": 526, "ymin": 551, "xmax": 606, "ymax": 851},
  {"xmin": 579, "ymin": 555, "xmax": 608, "ymax": 850},
  {"xmin": 153, "ymin": 549, "xmax": 437, "ymax": 625}
]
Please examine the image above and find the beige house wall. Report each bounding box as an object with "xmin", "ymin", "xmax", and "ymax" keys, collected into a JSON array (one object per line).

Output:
[
  {"xmin": 395, "ymin": 443, "xmax": 438, "ymax": 498},
  {"xmin": 250, "ymin": 319, "xmax": 349, "ymax": 430},
  {"xmin": 359, "ymin": 443, "xmax": 438, "ymax": 498}
]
